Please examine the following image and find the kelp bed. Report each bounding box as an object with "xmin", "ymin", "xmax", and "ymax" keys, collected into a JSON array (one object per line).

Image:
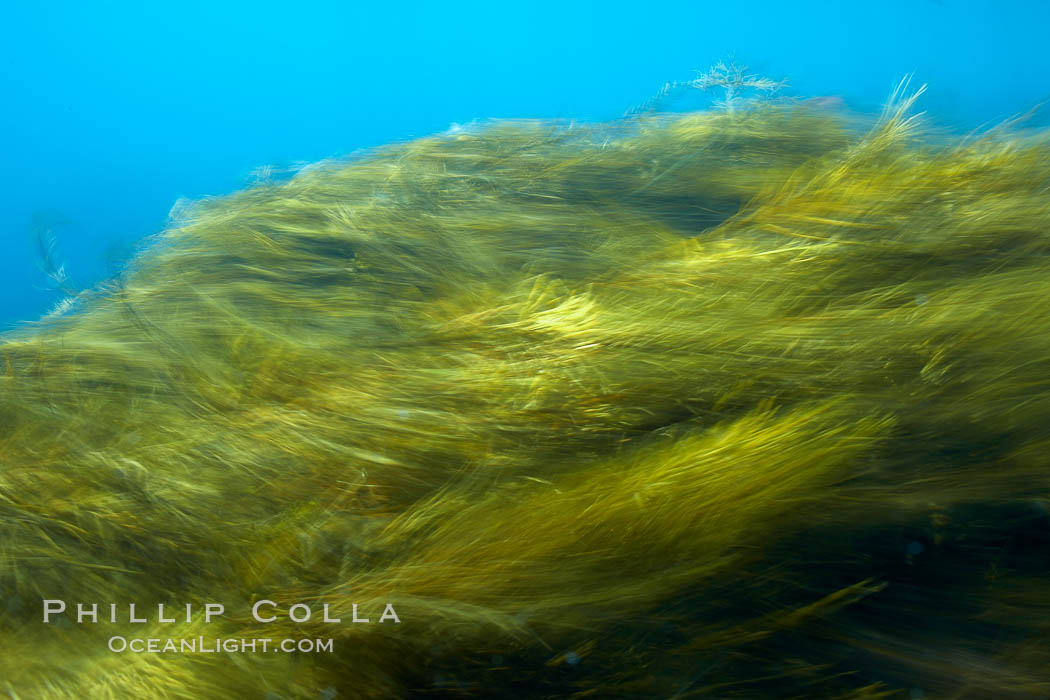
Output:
[{"xmin": 2, "ymin": 90, "xmax": 1050, "ymax": 699}]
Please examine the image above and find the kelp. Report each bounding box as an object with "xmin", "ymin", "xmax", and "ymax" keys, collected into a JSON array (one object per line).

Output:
[{"xmin": 2, "ymin": 89, "xmax": 1050, "ymax": 699}]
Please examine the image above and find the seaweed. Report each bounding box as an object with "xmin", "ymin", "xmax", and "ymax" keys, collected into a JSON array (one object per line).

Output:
[{"xmin": 2, "ymin": 83, "xmax": 1050, "ymax": 698}]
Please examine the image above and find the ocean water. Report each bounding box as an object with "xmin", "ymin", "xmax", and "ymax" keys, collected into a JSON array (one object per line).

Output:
[{"xmin": 2, "ymin": 0, "xmax": 1048, "ymax": 328}]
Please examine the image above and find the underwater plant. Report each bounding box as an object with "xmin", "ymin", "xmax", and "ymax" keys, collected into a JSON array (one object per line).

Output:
[
  {"xmin": 627, "ymin": 58, "xmax": 787, "ymax": 115},
  {"xmin": 30, "ymin": 208, "xmax": 75, "ymax": 296},
  {"xmin": 2, "ymin": 82, "xmax": 1050, "ymax": 699},
  {"xmin": 691, "ymin": 59, "xmax": 788, "ymax": 111}
]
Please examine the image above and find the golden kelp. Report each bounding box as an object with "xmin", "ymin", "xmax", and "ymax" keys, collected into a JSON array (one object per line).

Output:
[{"xmin": 2, "ymin": 90, "xmax": 1050, "ymax": 699}]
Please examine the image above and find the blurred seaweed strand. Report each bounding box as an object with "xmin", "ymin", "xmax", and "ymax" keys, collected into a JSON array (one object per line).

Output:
[
  {"xmin": 692, "ymin": 60, "xmax": 788, "ymax": 112},
  {"xmin": 29, "ymin": 209, "xmax": 78, "ymax": 299},
  {"xmin": 626, "ymin": 59, "xmax": 787, "ymax": 116}
]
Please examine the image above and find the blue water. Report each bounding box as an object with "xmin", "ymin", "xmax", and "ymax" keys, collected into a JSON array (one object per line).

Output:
[{"xmin": 2, "ymin": 0, "xmax": 1048, "ymax": 328}]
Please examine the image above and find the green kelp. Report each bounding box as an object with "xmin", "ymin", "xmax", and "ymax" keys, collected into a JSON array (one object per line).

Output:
[{"xmin": 2, "ymin": 89, "xmax": 1050, "ymax": 699}]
